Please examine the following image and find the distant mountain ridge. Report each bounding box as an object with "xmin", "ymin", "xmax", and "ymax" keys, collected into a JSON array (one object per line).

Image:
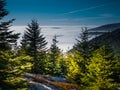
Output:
[
  {"xmin": 89, "ymin": 28, "xmax": 120, "ymax": 56},
  {"xmin": 71, "ymin": 23, "xmax": 120, "ymax": 56},
  {"xmin": 88, "ymin": 23, "xmax": 120, "ymax": 35}
]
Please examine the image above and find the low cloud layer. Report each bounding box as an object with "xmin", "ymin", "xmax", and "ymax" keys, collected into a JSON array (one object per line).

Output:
[{"xmin": 10, "ymin": 25, "xmax": 95, "ymax": 52}]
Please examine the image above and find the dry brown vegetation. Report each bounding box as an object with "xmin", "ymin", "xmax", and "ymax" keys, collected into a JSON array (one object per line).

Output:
[{"xmin": 25, "ymin": 74, "xmax": 81, "ymax": 90}]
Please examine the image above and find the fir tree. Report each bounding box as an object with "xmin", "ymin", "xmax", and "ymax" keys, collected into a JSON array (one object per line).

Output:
[
  {"xmin": 74, "ymin": 27, "xmax": 90, "ymax": 59},
  {"xmin": 66, "ymin": 50, "xmax": 84, "ymax": 84},
  {"xmin": 82, "ymin": 45, "xmax": 117, "ymax": 90},
  {"xmin": 50, "ymin": 35, "xmax": 60, "ymax": 62},
  {"xmin": 0, "ymin": 51, "xmax": 32, "ymax": 89},
  {"xmin": 48, "ymin": 35, "xmax": 62, "ymax": 76},
  {"xmin": 73, "ymin": 27, "xmax": 90, "ymax": 73},
  {"xmin": 0, "ymin": 0, "xmax": 20, "ymax": 50},
  {"xmin": 21, "ymin": 19, "xmax": 47, "ymax": 73}
]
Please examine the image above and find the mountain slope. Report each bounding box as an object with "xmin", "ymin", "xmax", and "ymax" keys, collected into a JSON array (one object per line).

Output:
[
  {"xmin": 88, "ymin": 23, "xmax": 120, "ymax": 35},
  {"xmin": 89, "ymin": 28, "xmax": 120, "ymax": 56}
]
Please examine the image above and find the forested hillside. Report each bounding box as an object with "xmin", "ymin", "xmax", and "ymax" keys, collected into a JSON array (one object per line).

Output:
[
  {"xmin": 89, "ymin": 28, "xmax": 120, "ymax": 56},
  {"xmin": 0, "ymin": 0, "xmax": 120, "ymax": 90}
]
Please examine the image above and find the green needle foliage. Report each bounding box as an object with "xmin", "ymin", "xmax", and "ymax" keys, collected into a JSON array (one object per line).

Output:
[
  {"xmin": 82, "ymin": 45, "xmax": 115, "ymax": 90},
  {"xmin": 0, "ymin": 0, "xmax": 20, "ymax": 51},
  {"xmin": 67, "ymin": 45, "xmax": 119, "ymax": 90},
  {"xmin": 0, "ymin": 51, "xmax": 32, "ymax": 89},
  {"xmin": 46, "ymin": 35, "xmax": 66, "ymax": 76},
  {"xmin": 21, "ymin": 19, "xmax": 47, "ymax": 73}
]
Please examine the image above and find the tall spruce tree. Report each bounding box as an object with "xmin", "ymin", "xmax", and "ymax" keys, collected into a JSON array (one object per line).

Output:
[
  {"xmin": 50, "ymin": 35, "xmax": 60, "ymax": 62},
  {"xmin": 74, "ymin": 27, "xmax": 90, "ymax": 59},
  {"xmin": 73, "ymin": 27, "xmax": 90, "ymax": 73},
  {"xmin": 21, "ymin": 20, "xmax": 47, "ymax": 73},
  {"xmin": 48, "ymin": 35, "xmax": 62, "ymax": 75},
  {"xmin": 0, "ymin": 0, "xmax": 20, "ymax": 89},
  {"xmin": 0, "ymin": 0, "xmax": 20, "ymax": 50}
]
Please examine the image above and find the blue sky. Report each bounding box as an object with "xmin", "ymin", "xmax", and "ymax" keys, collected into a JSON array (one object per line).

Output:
[{"xmin": 5, "ymin": 0, "xmax": 120, "ymax": 26}]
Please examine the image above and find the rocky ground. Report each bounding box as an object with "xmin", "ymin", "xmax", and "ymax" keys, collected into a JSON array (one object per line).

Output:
[{"xmin": 24, "ymin": 73, "xmax": 80, "ymax": 90}]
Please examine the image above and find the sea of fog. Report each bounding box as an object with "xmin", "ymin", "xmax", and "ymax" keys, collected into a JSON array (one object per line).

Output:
[{"xmin": 10, "ymin": 25, "xmax": 95, "ymax": 52}]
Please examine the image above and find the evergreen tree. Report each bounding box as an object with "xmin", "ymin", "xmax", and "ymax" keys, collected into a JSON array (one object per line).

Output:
[
  {"xmin": 74, "ymin": 27, "xmax": 90, "ymax": 59},
  {"xmin": 50, "ymin": 35, "xmax": 60, "ymax": 62},
  {"xmin": 48, "ymin": 35, "xmax": 62, "ymax": 76},
  {"xmin": 21, "ymin": 33, "xmax": 27, "ymax": 49},
  {"xmin": 112, "ymin": 56, "xmax": 120, "ymax": 83},
  {"xmin": 66, "ymin": 27, "xmax": 91, "ymax": 85},
  {"xmin": 0, "ymin": 0, "xmax": 20, "ymax": 50},
  {"xmin": 67, "ymin": 45, "xmax": 118, "ymax": 90},
  {"xmin": 66, "ymin": 50, "xmax": 84, "ymax": 84},
  {"xmin": 82, "ymin": 45, "xmax": 117, "ymax": 90},
  {"xmin": 0, "ymin": 0, "xmax": 8, "ymax": 19},
  {"xmin": 0, "ymin": 50, "xmax": 32, "ymax": 89},
  {"xmin": 21, "ymin": 19, "xmax": 47, "ymax": 73},
  {"xmin": 73, "ymin": 27, "xmax": 90, "ymax": 73},
  {"xmin": 82, "ymin": 46, "xmax": 114, "ymax": 90}
]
